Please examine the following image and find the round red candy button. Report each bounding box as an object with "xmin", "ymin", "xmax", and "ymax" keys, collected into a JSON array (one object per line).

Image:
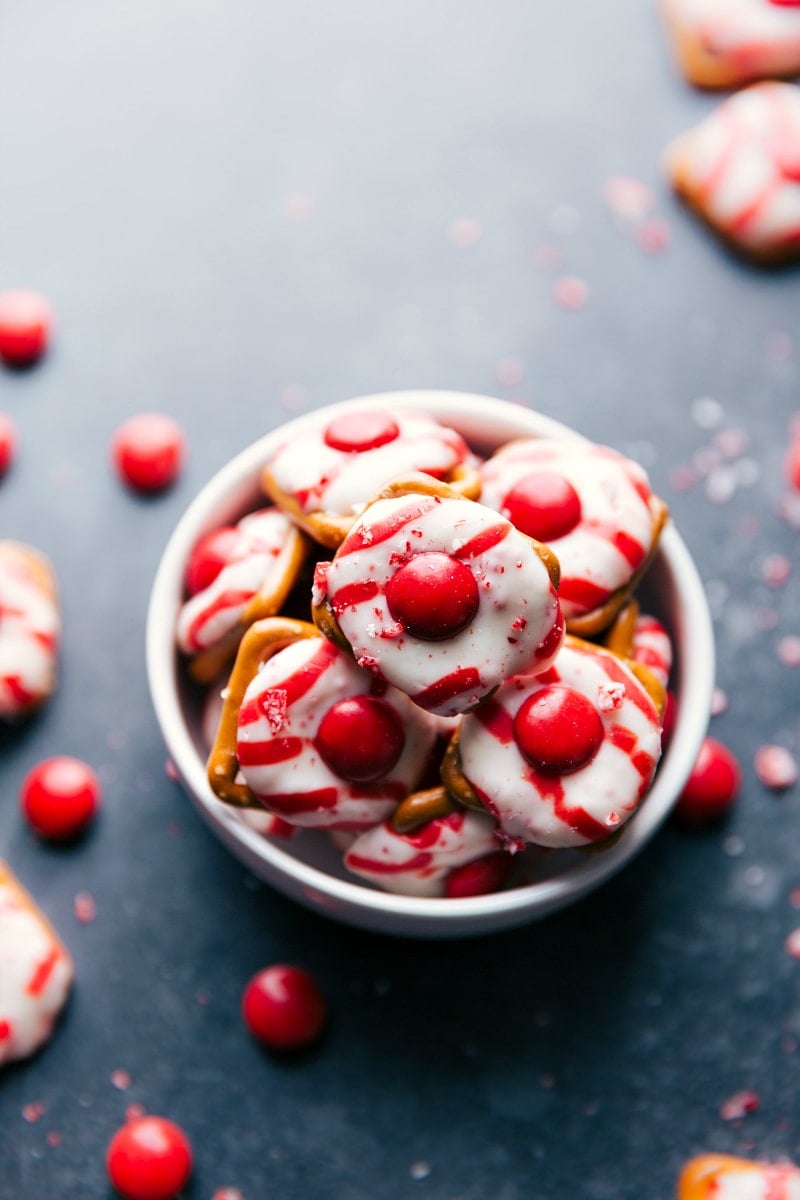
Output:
[
  {"xmin": 112, "ymin": 413, "xmax": 185, "ymax": 493},
  {"xmin": 315, "ymin": 694, "xmax": 405, "ymax": 782},
  {"xmin": 513, "ymin": 685, "xmax": 604, "ymax": 775},
  {"xmin": 20, "ymin": 756, "xmax": 101, "ymax": 841},
  {"xmin": 673, "ymin": 735, "xmax": 741, "ymax": 826},
  {"xmin": 502, "ymin": 471, "xmax": 582, "ymax": 542},
  {"xmin": 242, "ymin": 964, "xmax": 327, "ymax": 1051},
  {"xmin": 184, "ymin": 526, "xmax": 240, "ymax": 595},
  {"xmin": 0, "ymin": 412, "xmax": 17, "ymax": 477},
  {"xmin": 386, "ymin": 552, "xmax": 479, "ymax": 641},
  {"xmin": 106, "ymin": 1116, "xmax": 193, "ymax": 1200},
  {"xmin": 323, "ymin": 411, "xmax": 400, "ymax": 453},
  {"xmin": 0, "ymin": 289, "xmax": 52, "ymax": 367}
]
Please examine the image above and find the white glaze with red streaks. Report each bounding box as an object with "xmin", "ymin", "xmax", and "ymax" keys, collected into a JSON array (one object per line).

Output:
[
  {"xmin": 457, "ymin": 641, "xmax": 662, "ymax": 849},
  {"xmin": 265, "ymin": 408, "xmax": 473, "ymax": 518},
  {"xmin": 0, "ymin": 542, "xmax": 60, "ymax": 720},
  {"xmin": 663, "ymin": 0, "xmax": 800, "ymax": 87},
  {"xmin": 319, "ymin": 491, "xmax": 563, "ymax": 717},
  {"xmin": 176, "ymin": 508, "xmax": 297, "ymax": 654},
  {"xmin": 344, "ymin": 810, "xmax": 500, "ymax": 897},
  {"xmin": 666, "ymin": 82, "xmax": 800, "ymax": 258},
  {"xmin": 632, "ymin": 612, "xmax": 673, "ymax": 688},
  {"xmin": 479, "ymin": 438, "xmax": 657, "ymax": 625},
  {"xmin": 679, "ymin": 1154, "xmax": 800, "ymax": 1200},
  {"xmin": 0, "ymin": 869, "xmax": 73, "ymax": 1067},
  {"xmin": 236, "ymin": 635, "xmax": 439, "ymax": 829}
]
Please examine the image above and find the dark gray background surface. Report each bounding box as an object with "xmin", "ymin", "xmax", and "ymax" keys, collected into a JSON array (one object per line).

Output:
[{"xmin": 1, "ymin": 2, "xmax": 799, "ymax": 1197}]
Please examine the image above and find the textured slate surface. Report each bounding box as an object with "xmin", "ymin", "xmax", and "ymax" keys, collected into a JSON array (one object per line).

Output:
[{"xmin": 1, "ymin": 2, "xmax": 799, "ymax": 1197}]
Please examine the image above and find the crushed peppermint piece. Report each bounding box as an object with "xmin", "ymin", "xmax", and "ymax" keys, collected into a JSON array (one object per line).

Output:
[
  {"xmin": 790, "ymin": 886, "xmax": 800, "ymax": 909},
  {"xmin": 410, "ymin": 1161, "xmax": 432, "ymax": 1181},
  {"xmin": 553, "ymin": 277, "xmax": 589, "ymax": 310},
  {"xmin": 213, "ymin": 1191, "xmax": 246, "ymax": 1200},
  {"xmin": 720, "ymin": 1089, "xmax": 760, "ymax": 1121},
  {"xmin": 279, "ymin": 384, "xmax": 308, "ymax": 413},
  {"xmin": 761, "ymin": 554, "xmax": 792, "ymax": 587},
  {"xmin": 603, "ymin": 175, "xmax": 654, "ymax": 222},
  {"xmin": 785, "ymin": 929, "xmax": 800, "ymax": 960},
  {"xmin": 710, "ymin": 688, "xmax": 729, "ymax": 716},
  {"xmin": 777, "ymin": 637, "xmax": 800, "ymax": 667},
  {"xmin": 23, "ymin": 1102, "xmax": 46, "ymax": 1123},
  {"xmin": 74, "ymin": 892, "xmax": 97, "ymax": 924},
  {"xmin": 164, "ymin": 759, "xmax": 179, "ymax": 782},
  {"xmin": 754, "ymin": 744, "xmax": 798, "ymax": 791},
  {"xmin": 111, "ymin": 1069, "xmax": 131, "ymax": 1091},
  {"xmin": 597, "ymin": 682, "xmax": 625, "ymax": 712},
  {"xmin": 448, "ymin": 216, "xmax": 483, "ymax": 248},
  {"xmin": 496, "ymin": 358, "xmax": 524, "ymax": 388},
  {"xmin": 261, "ymin": 691, "xmax": 287, "ymax": 733},
  {"xmin": 637, "ymin": 218, "xmax": 670, "ymax": 254},
  {"xmin": 691, "ymin": 397, "xmax": 724, "ymax": 429}
]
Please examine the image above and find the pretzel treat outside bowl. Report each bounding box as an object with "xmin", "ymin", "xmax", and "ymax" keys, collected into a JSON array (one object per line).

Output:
[
  {"xmin": 0, "ymin": 539, "xmax": 60, "ymax": 721},
  {"xmin": 148, "ymin": 390, "xmax": 714, "ymax": 936}
]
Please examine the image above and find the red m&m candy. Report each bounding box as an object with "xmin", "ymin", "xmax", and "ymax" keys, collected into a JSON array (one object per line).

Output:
[
  {"xmin": 20, "ymin": 756, "xmax": 101, "ymax": 841},
  {"xmin": 323, "ymin": 411, "xmax": 400, "ymax": 453},
  {"xmin": 513, "ymin": 685, "xmax": 604, "ymax": 775},
  {"xmin": 315, "ymin": 694, "xmax": 405, "ymax": 782},
  {"xmin": 0, "ymin": 413, "xmax": 17, "ymax": 477},
  {"xmin": 673, "ymin": 736, "xmax": 741, "ymax": 826},
  {"xmin": 502, "ymin": 471, "xmax": 582, "ymax": 543},
  {"xmin": 0, "ymin": 289, "xmax": 52, "ymax": 367},
  {"xmin": 386, "ymin": 552, "xmax": 479, "ymax": 641},
  {"xmin": 106, "ymin": 1115, "xmax": 193, "ymax": 1200},
  {"xmin": 242, "ymin": 964, "xmax": 327, "ymax": 1051},
  {"xmin": 112, "ymin": 413, "xmax": 185, "ymax": 493}
]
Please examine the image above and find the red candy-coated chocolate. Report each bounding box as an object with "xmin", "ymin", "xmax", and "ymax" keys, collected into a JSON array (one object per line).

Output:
[
  {"xmin": 502, "ymin": 471, "xmax": 582, "ymax": 543},
  {"xmin": 0, "ymin": 289, "xmax": 52, "ymax": 367},
  {"xmin": 184, "ymin": 526, "xmax": 240, "ymax": 595},
  {"xmin": 385, "ymin": 552, "xmax": 479, "ymax": 641},
  {"xmin": 513, "ymin": 685, "xmax": 604, "ymax": 775},
  {"xmin": 444, "ymin": 851, "xmax": 513, "ymax": 898},
  {"xmin": 768, "ymin": 1, "xmax": 800, "ymax": 6},
  {"xmin": 673, "ymin": 736, "xmax": 741, "ymax": 826},
  {"xmin": 314, "ymin": 694, "xmax": 405, "ymax": 782},
  {"xmin": 0, "ymin": 412, "xmax": 17, "ymax": 477},
  {"xmin": 106, "ymin": 1116, "xmax": 193, "ymax": 1200},
  {"xmin": 20, "ymin": 756, "xmax": 101, "ymax": 841},
  {"xmin": 112, "ymin": 413, "xmax": 185, "ymax": 493},
  {"xmin": 242, "ymin": 964, "xmax": 327, "ymax": 1051},
  {"xmin": 323, "ymin": 411, "xmax": 400, "ymax": 453}
]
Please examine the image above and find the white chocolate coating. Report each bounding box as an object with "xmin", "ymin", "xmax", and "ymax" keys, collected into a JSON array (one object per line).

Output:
[
  {"xmin": 176, "ymin": 508, "xmax": 298, "ymax": 653},
  {"xmin": 661, "ymin": 0, "xmax": 800, "ymax": 87},
  {"xmin": 344, "ymin": 810, "xmax": 501, "ymax": 897},
  {"xmin": 0, "ymin": 542, "xmax": 60, "ymax": 719},
  {"xmin": 320, "ymin": 492, "xmax": 563, "ymax": 717},
  {"xmin": 236, "ymin": 635, "xmax": 440, "ymax": 829},
  {"xmin": 265, "ymin": 409, "xmax": 473, "ymax": 518},
  {"xmin": 479, "ymin": 439, "xmax": 657, "ymax": 625},
  {"xmin": 666, "ymin": 82, "xmax": 800, "ymax": 258},
  {"xmin": 457, "ymin": 641, "xmax": 662, "ymax": 849},
  {"xmin": 632, "ymin": 613, "xmax": 673, "ymax": 688},
  {"xmin": 680, "ymin": 1157, "xmax": 800, "ymax": 1200},
  {"xmin": 0, "ymin": 869, "xmax": 73, "ymax": 1067}
]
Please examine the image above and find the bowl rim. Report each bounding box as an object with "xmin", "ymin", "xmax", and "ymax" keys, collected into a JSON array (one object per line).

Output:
[{"xmin": 146, "ymin": 389, "xmax": 715, "ymax": 935}]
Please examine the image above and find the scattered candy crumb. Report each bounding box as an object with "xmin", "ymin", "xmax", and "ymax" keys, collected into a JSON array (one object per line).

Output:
[
  {"xmin": 73, "ymin": 891, "xmax": 97, "ymax": 924},
  {"xmin": 754, "ymin": 744, "xmax": 798, "ymax": 791},
  {"xmin": 552, "ymin": 276, "xmax": 589, "ymax": 310},
  {"xmin": 719, "ymin": 1089, "xmax": 760, "ymax": 1121},
  {"xmin": 785, "ymin": 929, "xmax": 800, "ymax": 960},
  {"xmin": 0, "ymin": 412, "xmax": 17, "ymax": 477},
  {"xmin": 0, "ymin": 288, "xmax": 53, "ymax": 367}
]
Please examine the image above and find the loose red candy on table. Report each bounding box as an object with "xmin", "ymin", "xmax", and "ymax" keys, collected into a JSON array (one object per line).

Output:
[
  {"xmin": 385, "ymin": 552, "xmax": 479, "ymax": 641},
  {"xmin": 314, "ymin": 694, "xmax": 406, "ymax": 782},
  {"xmin": 673, "ymin": 736, "xmax": 742, "ymax": 826},
  {"xmin": 242, "ymin": 964, "xmax": 328, "ymax": 1051},
  {"xmin": 0, "ymin": 412, "xmax": 17, "ymax": 477},
  {"xmin": 20, "ymin": 755, "xmax": 101, "ymax": 841},
  {"xmin": 112, "ymin": 413, "xmax": 185, "ymax": 493},
  {"xmin": 444, "ymin": 851, "xmax": 513, "ymax": 899},
  {"xmin": 106, "ymin": 1115, "xmax": 193, "ymax": 1200},
  {"xmin": 0, "ymin": 289, "xmax": 52, "ymax": 367},
  {"xmin": 184, "ymin": 526, "xmax": 240, "ymax": 595}
]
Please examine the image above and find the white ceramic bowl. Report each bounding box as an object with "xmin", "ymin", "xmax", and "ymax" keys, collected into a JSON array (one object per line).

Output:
[{"xmin": 146, "ymin": 390, "xmax": 715, "ymax": 938}]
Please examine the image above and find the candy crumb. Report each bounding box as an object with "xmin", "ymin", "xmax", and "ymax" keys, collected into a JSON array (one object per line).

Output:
[
  {"xmin": 720, "ymin": 1089, "xmax": 760, "ymax": 1121},
  {"xmin": 754, "ymin": 745, "xmax": 798, "ymax": 791}
]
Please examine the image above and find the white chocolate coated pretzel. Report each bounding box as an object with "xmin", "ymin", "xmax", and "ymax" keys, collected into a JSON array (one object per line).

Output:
[
  {"xmin": 0, "ymin": 540, "xmax": 60, "ymax": 720},
  {"xmin": 317, "ymin": 489, "xmax": 563, "ymax": 717},
  {"xmin": 453, "ymin": 640, "xmax": 662, "ymax": 850},
  {"xmin": 666, "ymin": 82, "xmax": 800, "ymax": 262},
  {"xmin": 0, "ymin": 863, "xmax": 73, "ymax": 1067},
  {"xmin": 660, "ymin": 0, "xmax": 800, "ymax": 89}
]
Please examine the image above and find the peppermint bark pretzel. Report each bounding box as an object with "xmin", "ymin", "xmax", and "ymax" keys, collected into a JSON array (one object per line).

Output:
[
  {"xmin": 478, "ymin": 438, "xmax": 669, "ymax": 638},
  {"xmin": 0, "ymin": 861, "xmax": 74, "ymax": 1068},
  {"xmin": 665, "ymin": 81, "xmax": 800, "ymax": 265},
  {"xmin": 207, "ymin": 616, "xmax": 443, "ymax": 829},
  {"xmin": 0, "ymin": 539, "xmax": 60, "ymax": 720},
  {"xmin": 678, "ymin": 1154, "xmax": 800, "ymax": 1200},
  {"xmin": 440, "ymin": 637, "xmax": 663, "ymax": 851},
  {"xmin": 659, "ymin": 0, "xmax": 800, "ymax": 90},
  {"xmin": 176, "ymin": 508, "xmax": 309, "ymax": 685},
  {"xmin": 312, "ymin": 473, "xmax": 564, "ymax": 718},
  {"xmin": 604, "ymin": 599, "xmax": 673, "ymax": 692},
  {"xmin": 261, "ymin": 407, "xmax": 481, "ymax": 549}
]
